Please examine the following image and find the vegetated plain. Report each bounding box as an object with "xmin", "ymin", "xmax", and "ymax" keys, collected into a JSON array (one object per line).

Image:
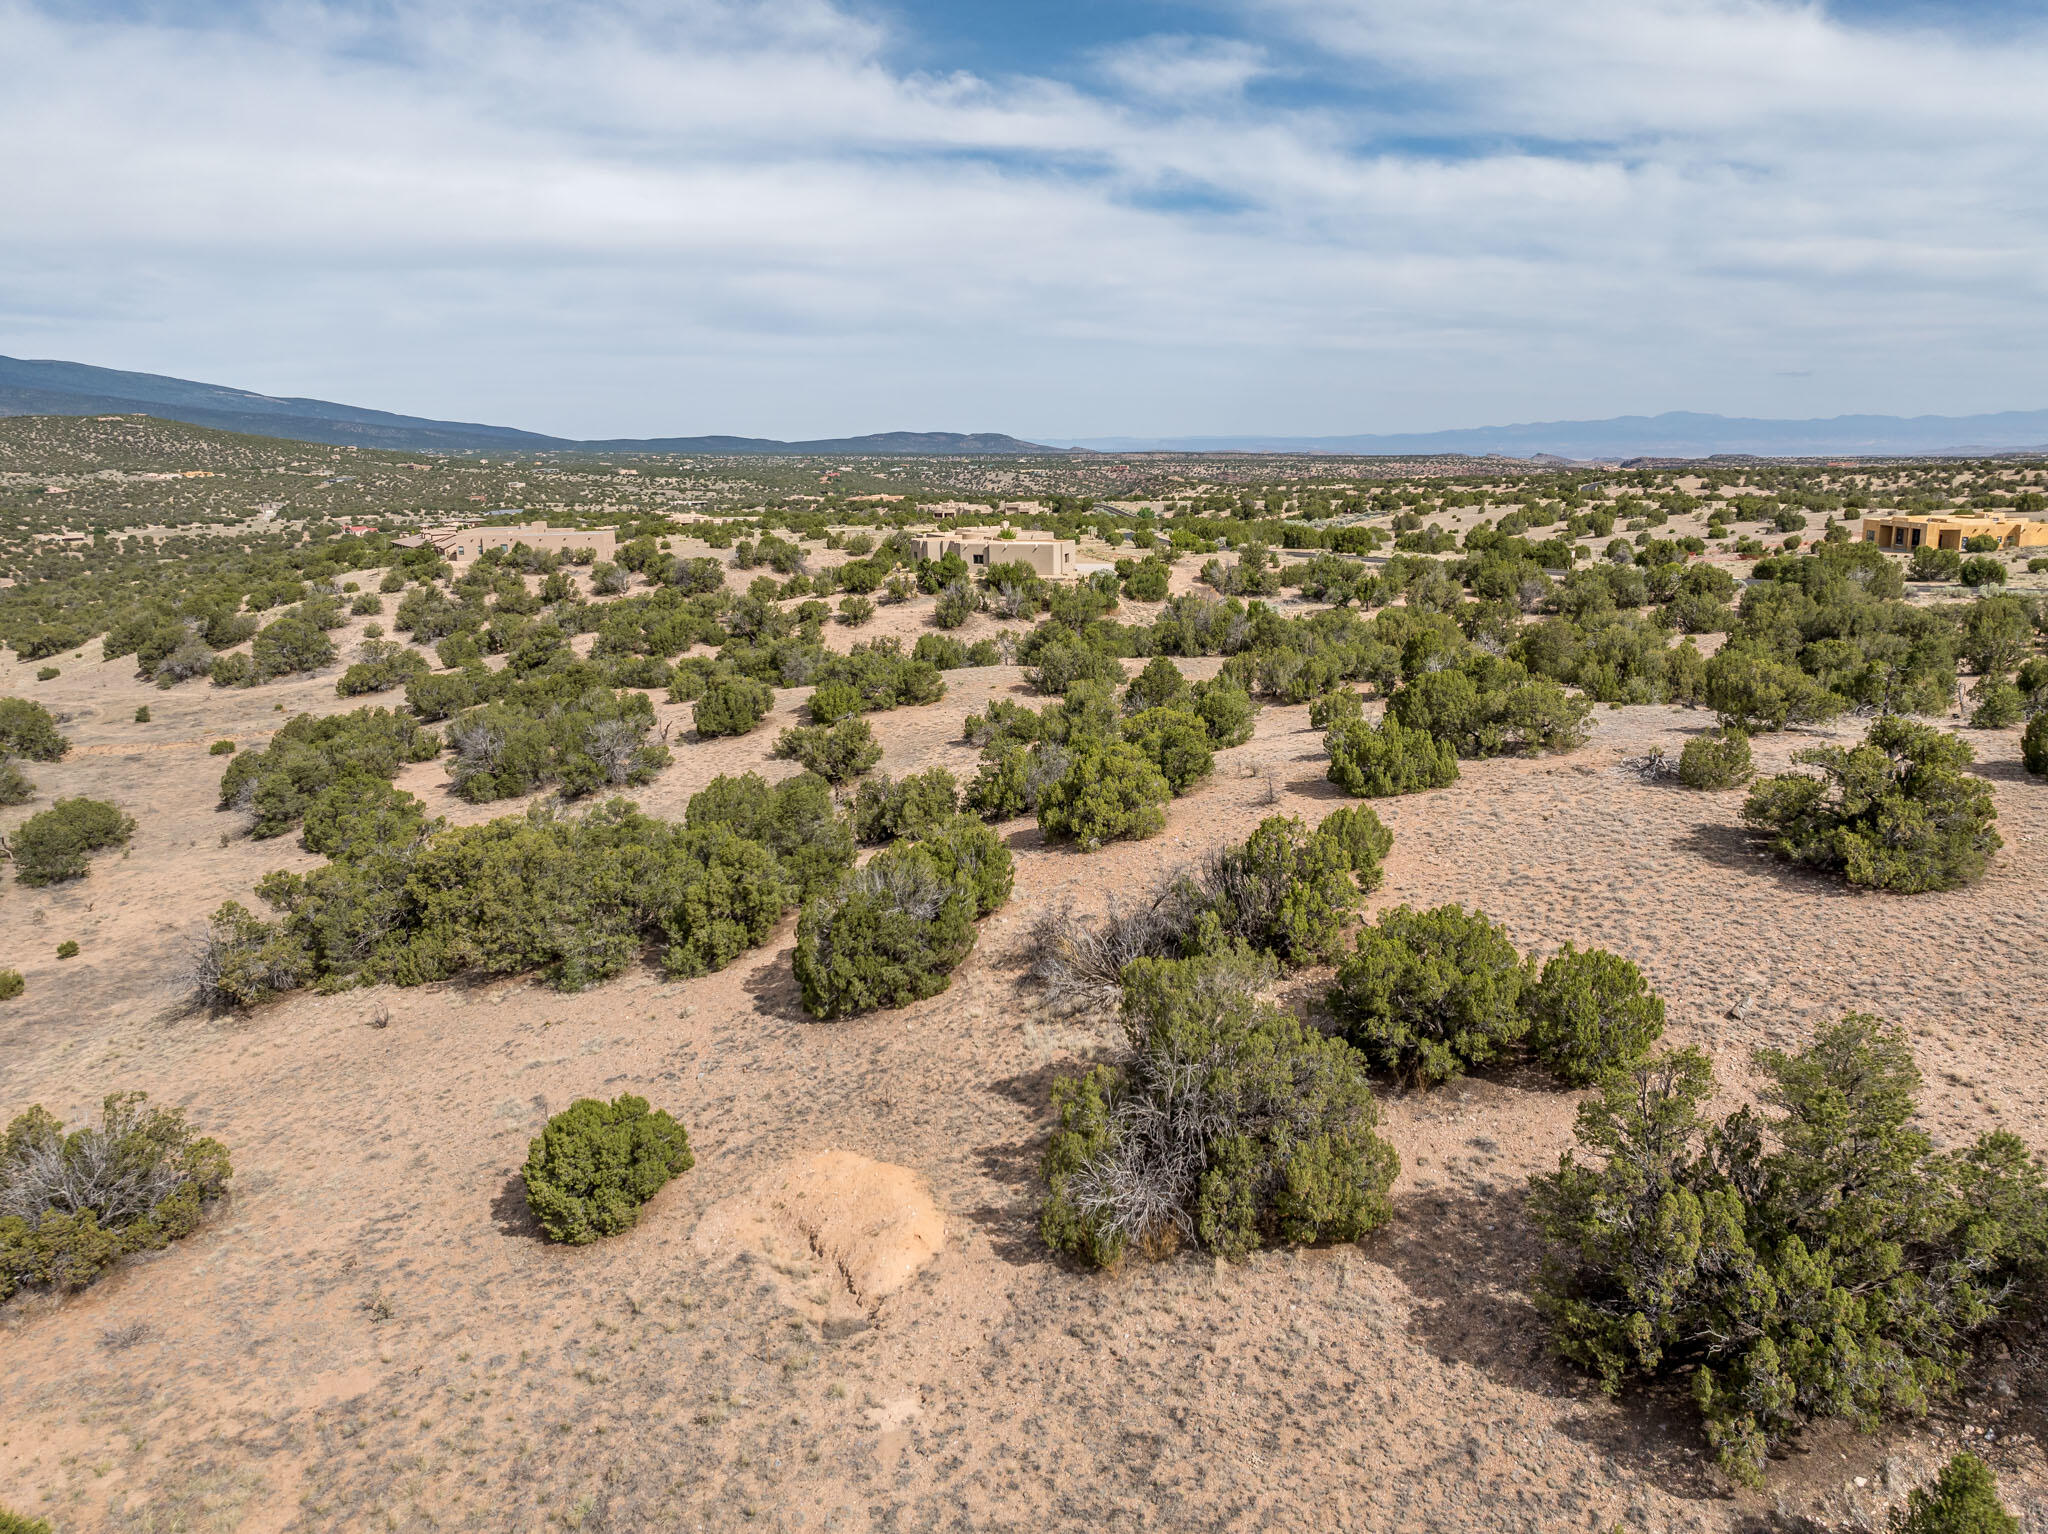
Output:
[{"xmin": 1, "ymin": 415, "xmax": 2047, "ymax": 1532}]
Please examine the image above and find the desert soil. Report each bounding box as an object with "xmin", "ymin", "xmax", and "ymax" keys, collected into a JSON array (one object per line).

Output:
[{"xmin": 3, "ymin": 595, "xmax": 2047, "ymax": 1533}]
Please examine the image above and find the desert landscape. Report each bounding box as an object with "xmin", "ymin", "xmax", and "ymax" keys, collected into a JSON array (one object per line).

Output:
[{"xmin": 0, "ymin": 425, "xmax": 2044, "ymax": 1532}]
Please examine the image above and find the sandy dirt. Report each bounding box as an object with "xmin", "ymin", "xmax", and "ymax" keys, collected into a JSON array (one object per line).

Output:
[{"xmin": 3, "ymin": 594, "xmax": 2047, "ymax": 1533}]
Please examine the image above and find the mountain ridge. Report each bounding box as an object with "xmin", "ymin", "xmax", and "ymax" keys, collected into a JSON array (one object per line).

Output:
[{"xmin": 0, "ymin": 356, "xmax": 1058, "ymax": 456}]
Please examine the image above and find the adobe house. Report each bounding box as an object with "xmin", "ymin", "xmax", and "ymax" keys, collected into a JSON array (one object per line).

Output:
[
  {"xmin": 911, "ymin": 524, "xmax": 1078, "ymax": 579},
  {"xmin": 1859, "ymin": 512, "xmax": 2048, "ymax": 552}
]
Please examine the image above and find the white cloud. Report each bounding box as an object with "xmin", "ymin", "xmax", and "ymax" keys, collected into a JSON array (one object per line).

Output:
[{"xmin": 0, "ymin": 0, "xmax": 2043, "ymax": 436}]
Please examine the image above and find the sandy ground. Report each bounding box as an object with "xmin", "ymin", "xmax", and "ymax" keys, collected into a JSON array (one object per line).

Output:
[{"xmin": 3, "ymin": 590, "xmax": 2048, "ymax": 1533}]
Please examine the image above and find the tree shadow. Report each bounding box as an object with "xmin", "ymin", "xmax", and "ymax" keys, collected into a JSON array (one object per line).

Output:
[
  {"xmin": 489, "ymin": 1171, "xmax": 546, "ymax": 1242},
  {"xmin": 1971, "ymin": 757, "xmax": 2036, "ymax": 784},
  {"xmin": 962, "ymin": 1062, "xmax": 1080, "ymax": 1269},
  {"xmin": 741, "ymin": 947, "xmax": 810, "ymax": 1023},
  {"xmin": 1676, "ymin": 821, "xmax": 1857, "ymax": 896},
  {"xmin": 1373, "ymin": 1179, "xmax": 1729, "ymax": 1504}
]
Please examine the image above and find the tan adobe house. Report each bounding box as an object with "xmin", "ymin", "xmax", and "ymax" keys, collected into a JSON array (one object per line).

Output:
[
  {"xmin": 911, "ymin": 524, "xmax": 1078, "ymax": 578},
  {"xmin": 1859, "ymin": 512, "xmax": 2048, "ymax": 551}
]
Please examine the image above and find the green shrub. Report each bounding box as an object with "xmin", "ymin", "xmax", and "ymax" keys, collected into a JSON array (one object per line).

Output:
[
  {"xmin": 250, "ymin": 612, "xmax": 338, "ymax": 678},
  {"xmin": 773, "ymin": 718, "xmax": 882, "ymax": 783},
  {"xmin": 34, "ymin": 666, "xmax": 57, "ymax": 682},
  {"xmin": 1123, "ymin": 556, "xmax": 1172, "ymax": 602},
  {"xmin": 838, "ymin": 594, "xmax": 875, "ymax": 626},
  {"xmin": 220, "ymin": 707, "xmax": 440, "ymax": 839},
  {"xmin": 1121, "ymin": 706, "xmax": 1214, "ymax": 793},
  {"xmin": 337, "ymin": 639, "xmax": 431, "ymax": 697},
  {"xmin": 807, "ymin": 679, "xmax": 862, "ymax": 723},
  {"xmin": 1676, "ymin": 728, "xmax": 1752, "ymax": 789},
  {"xmin": 1968, "ymin": 679, "xmax": 2025, "ymax": 729},
  {"xmin": 2024, "ymin": 712, "xmax": 2048, "ymax": 777},
  {"xmin": 918, "ymin": 813, "xmax": 1015, "ymax": 917},
  {"xmin": 1910, "ymin": 545, "xmax": 1963, "ymax": 582},
  {"xmin": 849, "ymin": 767, "xmax": 960, "ymax": 844},
  {"xmin": 1745, "ymin": 716, "xmax": 1999, "ymax": 891},
  {"xmin": 1959, "ymin": 556, "xmax": 2007, "ymax": 588},
  {"xmin": 1387, "ymin": 656, "xmax": 1592, "ymax": 757},
  {"xmin": 1530, "ymin": 1021, "xmax": 2048, "ymax": 1485},
  {"xmin": 1027, "ymin": 635, "xmax": 1124, "ymax": 696},
  {"xmin": 1190, "ymin": 813, "xmax": 1371, "ymax": 965},
  {"xmin": 209, "ymin": 738, "xmax": 236, "ymax": 755},
  {"xmin": 1037, "ymin": 737, "xmax": 1170, "ymax": 851},
  {"xmin": 351, "ymin": 592, "xmax": 382, "ymax": 616},
  {"xmin": 932, "ymin": 581, "xmax": 979, "ymax": 628},
  {"xmin": 520, "ymin": 1095, "xmax": 693, "ymax": 1244},
  {"xmin": 1704, "ymin": 647, "xmax": 1845, "ymax": 733},
  {"xmin": 1325, "ymin": 716, "xmax": 1459, "ymax": 797},
  {"xmin": 1122, "ymin": 655, "xmax": 1191, "ymax": 715},
  {"xmin": 685, "ymin": 771, "xmax": 854, "ymax": 903},
  {"xmin": 0, "ymin": 761, "xmax": 33, "ymax": 806},
  {"xmin": 0, "ymin": 699, "xmax": 69, "ymax": 761},
  {"xmin": 693, "ymin": 673, "xmax": 774, "ymax": 737},
  {"xmin": 1523, "ymin": 944, "xmax": 1664, "ymax": 1085},
  {"xmin": 1328, "ymin": 904, "xmax": 1531, "ymax": 1086},
  {"xmin": 792, "ymin": 842, "xmax": 983, "ymax": 1018},
  {"xmin": 1189, "ymin": 678, "xmax": 1258, "ymax": 747},
  {"xmin": 1040, "ymin": 953, "xmax": 1398, "ymax": 1267},
  {"xmin": 0, "ymin": 970, "xmax": 22, "ymax": 1000},
  {"xmin": 1307, "ymin": 688, "xmax": 1363, "ymax": 729},
  {"xmin": 209, "ymin": 652, "xmax": 254, "ymax": 688},
  {"xmin": 1891, "ymin": 1453, "xmax": 2017, "ymax": 1534},
  {"xmin": 55, "ymin": 941, "xmax": 79, "ymax": 960},
  {"xmin": 4, "ymin": 797, "xmax": 135, "ymax": 885},
  {"xmin": 0, "ymin": 1092, "xmax": 232, "ymax": 1302},
  {"xmin": 0, "ymin": 1505, "xmax": 52, "ymax": 1534}
]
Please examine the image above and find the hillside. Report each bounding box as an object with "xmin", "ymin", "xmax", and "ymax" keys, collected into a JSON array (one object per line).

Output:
[{"xmin": 0, "ymin": 357, "xmax": 1060, "ymax": 456}]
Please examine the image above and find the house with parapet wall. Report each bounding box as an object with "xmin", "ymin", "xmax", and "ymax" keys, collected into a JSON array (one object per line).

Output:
[
  {"xmin": 910, "ymin": 523, "xmax": 1078, "ymax": 579},
  {"xmin": 1859, "ymin": 512, "xmax": 2048, "ymax": 552}
]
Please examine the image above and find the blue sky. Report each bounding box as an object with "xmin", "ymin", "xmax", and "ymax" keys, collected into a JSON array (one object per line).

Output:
[{"xmin": 3, "ymin": 0, "xmax": 2045, "ymax": 439}]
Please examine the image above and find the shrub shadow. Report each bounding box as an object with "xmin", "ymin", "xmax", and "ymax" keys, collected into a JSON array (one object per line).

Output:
[
  {"xmin": 963, "ymin": 1063, "xmax": 1079, "ymax": 1269},
  {"xmin": 1374, "ymin": 1179, "xmax": 1728, "ymax": 1503},
  {"xmin": 741, "ymin": 949, "xmax": 810, "ymax": 1023},
  {"xmin": 1677, "ymin": 821, "xmax": 1857, "ymax": 896},
  {"xmin": 489, "ymin": 1172, "xmax": 546, "ymax": 1241}
]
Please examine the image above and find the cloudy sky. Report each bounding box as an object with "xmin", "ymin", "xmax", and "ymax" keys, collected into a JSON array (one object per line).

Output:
[{"xmin": 4, "ymin": 0, "xmax": 2043, "ymax": 439}]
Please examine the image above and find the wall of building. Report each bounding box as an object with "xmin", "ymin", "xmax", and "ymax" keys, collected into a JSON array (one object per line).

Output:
[
  {"xmin": 910, "ymin": 530, "xmax": 1076, "ymax": 578},
  {"xmin": 1860, "ymin": 516, "xmax": 2048, "ymax": 551},
  {"xmin": 430, "ymin": 525, "xmax": 619, "ymax": 562}
]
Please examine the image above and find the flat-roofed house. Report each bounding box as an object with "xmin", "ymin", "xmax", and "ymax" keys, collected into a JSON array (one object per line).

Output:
[
  {"xmin": 411, "ymin": 523, "xmax": 619, "ymax": 562},
  {"xmin": 909, "ymin": 524, "xmax": 1077, "ymax": 579},
  {"xmin": 1860, "ymin": 513, "xmax": 2048, "ymax": 552}
]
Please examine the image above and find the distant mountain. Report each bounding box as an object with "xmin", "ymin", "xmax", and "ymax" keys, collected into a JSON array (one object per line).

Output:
[
  {"xmin": 1045, "ymin": 410, "xmax": 2048, "ymax": 459},
  {"xmin": 0, "ymin": 356, "xmax": 1058, "ymax": 456}
]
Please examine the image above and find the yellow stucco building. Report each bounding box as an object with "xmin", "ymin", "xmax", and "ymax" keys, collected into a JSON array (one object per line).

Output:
[{"xmin": 1859, "ymin": 513, "xmax": 2048, "ymax": 552}]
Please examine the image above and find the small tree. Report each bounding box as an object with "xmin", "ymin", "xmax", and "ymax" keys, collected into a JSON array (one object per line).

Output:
[
  {"xmin": 1744, "ymin": 717, "xmax": 1999, "ymax": 891},
  {"xmin": 1123, "ymin": 655, "xmax": 1191, "ymax": 715},
  {"xmin": 1122, "ymin": 706, "xmax": 1215, "ymax": 794},
  {"xmin": 1530, "ymin": 1021, "xmax": 2048, "ymax": 1485},
  {"xmin": 2024, "ymin": 712, "xmax": 2048, "ymax": 777},
  {"xmin": 693, "ymin": 674, "xmax": 773, "ymax": 737},
  {"xmin": 0, "ymin": 698, "xmax": 69, "ymax": 762},
  {"xmin": 521, "ymin": 1096, "xmax": 693, "ymax": 1244},
  {"xmin": 773, "ymin": 718, "xmax": 882, "ymax": 784},
  {"xmin": 1040, "ymin": 953, "xmax": 1399, "ymax": 1267},
  {"xmin": 849, "ymin": 767, "xmax": 959, "ymax": 844},
  {"xmin": 4, "ymin": 798, "xmax": 135, "ymax": 885},
  {"xmin": 1, "ymin": 1093, "xmax": 232, "ymax": 1300},
  {"xmin": 793, "ymin": 843, "xmax": 980, "ymax": 1018},
  {"xmin": 1037, "ymin": 737, "xmax": 1170, "ymax": 851},
  {"xmin": 1890, "ymin": 1453, "xmax": 2018, "ymax": 1534},
  {"xmin": 1325, "ymin": 716, "xmax": 1459, "ymax": 797},
  {"xmin": 1704, "ymin": 647, "xmax": 1844, "ymax": 733},
  {"xmin": 1676, "ymin": 728, "xmax": 1752, "ymax": 789},
  {"xmin": 1523, "ymin": 943, "xmax": 1665, "ymax": 1085},
  {"xmin": 1327, "ymin": 904, "xmax": 1531, "ymax": 1086}
]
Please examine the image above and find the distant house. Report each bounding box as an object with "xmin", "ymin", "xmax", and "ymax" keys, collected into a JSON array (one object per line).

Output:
[{"xmin": 911, "ymin": 524, "xmax": 1077, "ymax": 579}]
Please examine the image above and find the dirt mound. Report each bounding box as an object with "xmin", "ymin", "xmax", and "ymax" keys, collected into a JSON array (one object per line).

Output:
[{"xmin": 692, "ymin": 1151, "xmax": 944, "ymax": 1332}]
